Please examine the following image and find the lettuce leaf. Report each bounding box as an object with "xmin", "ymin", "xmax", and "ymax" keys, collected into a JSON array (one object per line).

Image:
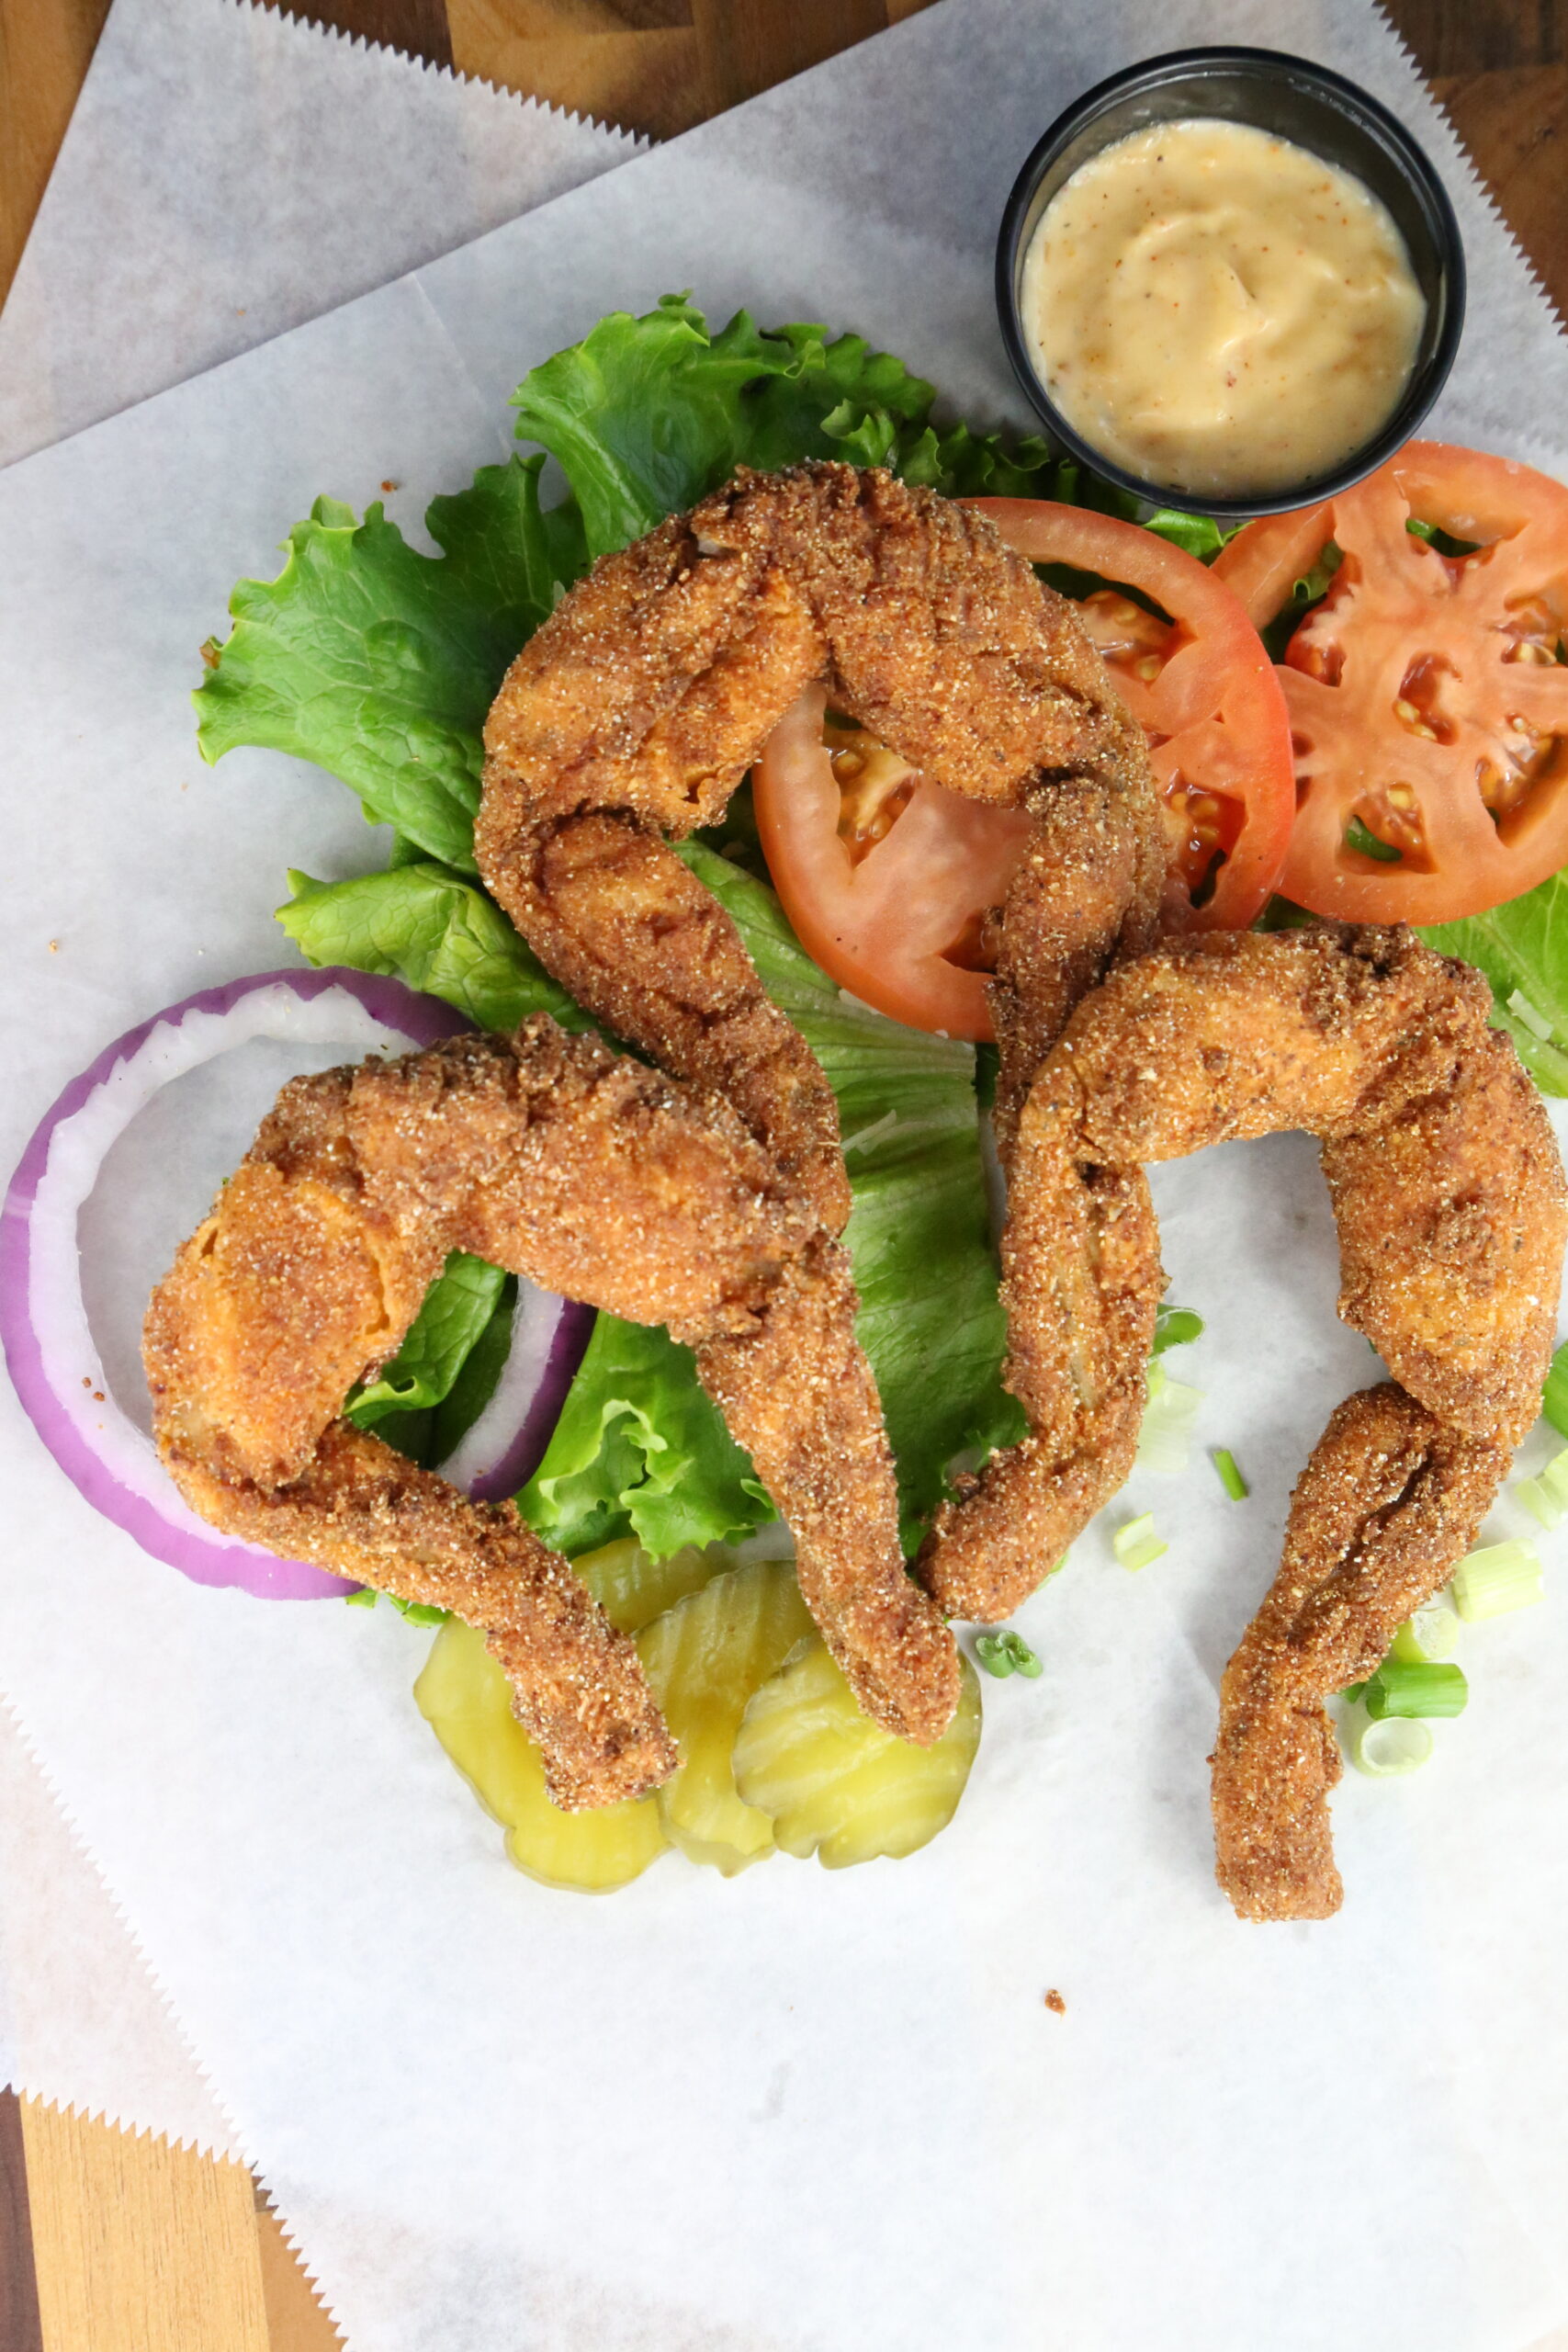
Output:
[
  {"xmin": 350, "ymin": 1254, "xmax": 509, "ymax": 1426},
  {"xmin": 195, "ymin": 457, "xmax": 581, "ymax": 867},
  {"xmin": 519, "ymin": 1314, "xmax": 773, "ymax": 1557},
  {"xmin": 346, "ymin": 1255, "xmax": 517, "ymax": 1467},
  {"xmin": 279, "ymin": 860, "xmax": 589, "ymax": 1035},
  {"xmin": 510, "ymin": 294, "xmax": 937, "ymax": 557},
  {"xmin": 1423, "ymin": 876, "xmax": 1568, "ymax": 1096}
]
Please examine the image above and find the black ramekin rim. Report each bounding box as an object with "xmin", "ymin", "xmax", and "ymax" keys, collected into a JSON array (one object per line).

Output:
[{"xmin": 995, "ymin": 46, "xmax": 1467, "ymax": 520}]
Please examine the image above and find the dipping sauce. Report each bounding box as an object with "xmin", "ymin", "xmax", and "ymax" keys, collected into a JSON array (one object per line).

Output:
[{"xmin": 1020, "ymin": 117, "xmax": 1427, "ymax": 499}]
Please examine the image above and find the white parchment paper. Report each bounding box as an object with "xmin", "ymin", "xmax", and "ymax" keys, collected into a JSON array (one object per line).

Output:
[
  {"xmin": 0, "ymin": 0, "xmax": 633, "ymax": 2165},
  {"xmin": 2, "ymin": 3, "xmax": 1567, "ymax": 2346},
  {"xmin": 0, "ymin": 0, "xmax": 638, "ymax": 468}
]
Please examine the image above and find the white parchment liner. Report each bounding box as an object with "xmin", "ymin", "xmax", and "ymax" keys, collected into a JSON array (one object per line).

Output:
[
  {"xmin": 0, "ymin": 0, "xmax": 635, "ymax": 2188},
  {"xmin": 1, "ymin": 2, "xmax": 1567, "ymax": 2346}
]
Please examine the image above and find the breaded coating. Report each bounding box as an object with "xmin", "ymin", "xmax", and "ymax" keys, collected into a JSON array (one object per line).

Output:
[
  {"xmin": 1213, "ymin": 1385, "xmax": 1507, "ymax": 1921},
  {"xmin": 697, "ymin": 1235, "xmax": 957, "ymax": 1743},
  {"xmin": 145, "ymin": 1018, "xmax": 959, "ymax": 1803},
  {"xmin": 1063, "ymin": 925, "xmax": 1495, "ymax": 1164},
  {"xmin": 986, "ymin": 741, "xmax": 1165, "ymax": 1168},
  {"xmin": 175, "ymin": 1422, "xmax": 679, "ymax": 1811},
  {"xmin": 916, "ymin": 923, "xmax": 1566, "ymax": 1915},
  {"xmin": 1045, "ymin": 925, "xmax": 1564, "ymax": 1445},
  {"xmin": 919, "ymin": 1079, "xmax": 1163, "ymax": 1620},
  {"xmin": 1324, "ymin": 1032, "xmax": 1565, "ymax": 1448},
  {"xmin": 479, "ymin": 462, "xmax": 1161, "ymax": 1227}
]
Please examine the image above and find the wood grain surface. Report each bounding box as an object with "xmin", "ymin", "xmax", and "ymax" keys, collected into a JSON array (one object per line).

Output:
[{"xmin": 0, "ymin": 1, "xmax": 1563, "ymax": 2344}]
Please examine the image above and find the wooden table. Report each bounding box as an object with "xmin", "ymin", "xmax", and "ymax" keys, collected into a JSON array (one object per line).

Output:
[{"xmin": 0, "ymin": 2, "xmax": 1562, "ymax": 2343}]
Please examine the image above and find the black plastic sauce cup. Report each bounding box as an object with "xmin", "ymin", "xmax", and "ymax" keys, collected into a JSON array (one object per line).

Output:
[{"xmin": 996, "ymin": 47, "xmax": 1466, "ymax": 519}]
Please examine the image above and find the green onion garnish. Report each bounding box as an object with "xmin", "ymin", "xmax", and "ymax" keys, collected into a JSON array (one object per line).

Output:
[
  {"xmin": 1348, "ymin": 1714, "xmax": 1435, "ymax": 1777},
  {"xmin": 1364, "ymin": 1660, "xmax": 1468, "ymax": 1719},
  {"xmin": 1450, "ymin": 1539, "xmax": 1545, "ymax": 1623},
  {"xmin": 1113, "ymin": 1513, "xmax": 1168, "ymax": 1572},
  {"xmin": 1389, "ymin": 1603, "xmax": 1461, "ymax": 1664},
  {"xmin": 1136, "ymin": 1364, "xmax": 1203, "ymax": 1473},
  {"xmin": 1212, "ymin": 1447, "xmax": 1248, "ymax": 1500},
  {"xmin": 1542, "ymin": 1343, "xmax": 1568, "ymax": 1440},
  {"xmin": 1345, "ymin": 815, "xmax": 1402, "ymax": 863},
  {"xmin": 1506, "ymin": 989, "xmax": 1555, "ymax": 1042},
  {"xmin": 975, "ymin": 1629, "xmax": 1043, "ymax": 1679},
  {"xmin": 1516, "ymin": 1444, "xmax": 1568, "ymax": 1530},
  {"xmin": 1153, "ymin": 1304, "xmax": 1204, "ymax": 1354},
  {"xmin": 345, "ymin": 1589, "xmax": 448, "ymax": 1626}
]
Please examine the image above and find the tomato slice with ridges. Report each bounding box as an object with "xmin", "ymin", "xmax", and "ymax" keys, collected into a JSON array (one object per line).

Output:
[
  {"xmin": 976, "ymin": 502, "xmax": 1294, "ymax": 933},
  {"xmin": 753, "ymin": 500, "xmax": 1294, "ymax": 1040},
  {"xmin": 1214, "ymin": 441, "xmax": 1568, "ymax": 925}
]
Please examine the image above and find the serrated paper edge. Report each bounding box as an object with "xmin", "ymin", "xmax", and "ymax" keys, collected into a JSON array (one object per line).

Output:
[
  {"xmin": 1371, "ymin": 0, "xmax": 1565, "ymax": 339},
  {"xmin": 256, "ymin": 0, "xmax": 652, "ymax": 154},
  {"xmin": 0, "ymin": 1689, "xmax": 353, "ymax": 2340}
]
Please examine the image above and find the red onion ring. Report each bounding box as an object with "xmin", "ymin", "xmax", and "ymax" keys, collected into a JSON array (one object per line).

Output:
[
  {"xmin": 1, "ymin": 967, "xmax": 584, "ymax": 1601},
  {"xmin": 443, "ymin": 1287, "xmax": 594, "ymax": 1503}
]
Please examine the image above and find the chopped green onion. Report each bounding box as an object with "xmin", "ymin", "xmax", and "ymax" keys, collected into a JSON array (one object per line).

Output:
[
  {"xmin": 1516, "ymin": 1476, "xmax": 1561, "ymax": 1531},
  {"xmin": 1211, "ymin": 1447, "xmax": 1248, "ymax": 1500},
  {"xmin": 1113, "ymin": 1513, "xmax": 1168, "ymax": 1572},
  {"xmin": 841, "ymin": 1107, "xmax": 898, "ymax": 1156},
  {"xmin": 1345, "ymin": 815, "xmax": 1402, "ymax": 863},
  {"xmin": 1404, "ymin": 517, "xmax": 1483, "ymax": 559},
  {"xmin": 1506, "ymin": 989, "xmax": 1554, "ymax": 1043},
  {"xmin": 1389, "ymin": 1603, "xmax": 1461, "ymax": 1664},
  {"xmin": 1348, "ymin": 1714, "xmax": 1435, "ymax": 1777},
  {"xmin": 1340, "ymin": 1679, "xmax": 1368, "ymax": 1703},
  {"xmin": 1450, "ymin": 1539, "xmax": 1545, "ymax": 1623},
  {"xmin": 344, "ymin": 1589, "xmax": 449, "ymax": 1627},
  {"xmin": 1153, "ymin": 1305, "xmax": 1204, "ymax": 1354},
  {"xmin": 1364, "ymin": 1660, "xmax": 1468, "ymax": 1719},
  {"xmin": 975, "ymin": 1629, "xmax": 1042, "ymax": 1679},
  {"xmin": 1517, "ymin": 1444, "xmax": 1568, "ymax": 1530},
  {"xmin": 1542, "ymin": 1343, "xmax": 1568, "ymax": 1440},
  {"xmin": 1136, "ymin": 1365, "xmax": 1203, "ymax": 1473}
]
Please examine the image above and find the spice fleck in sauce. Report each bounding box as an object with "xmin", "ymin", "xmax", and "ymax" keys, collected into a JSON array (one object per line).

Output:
[{"xmin": 1021, "ymin": 118, "xmax": 1427, "ymax": 499}]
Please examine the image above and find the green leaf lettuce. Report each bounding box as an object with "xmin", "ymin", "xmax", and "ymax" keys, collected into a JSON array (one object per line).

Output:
[
  {"xmin": 1423, "ymin": 875, "xmax": 1568, "ymax": 1096},
  {"xmin": 196, "ymin": 457, "xmax": 581, "ymax": 867}
]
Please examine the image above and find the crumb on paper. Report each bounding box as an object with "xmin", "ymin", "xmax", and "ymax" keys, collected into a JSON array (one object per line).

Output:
[
  {"xmin": 1043, "ymin": 1988, "xmax": 1066, "ymax": 2015},
  {"xmin": 48, "ymin": 939, "xmax": 59, "ymax": 953},
  {"xmin": 380, "ymin": 479, "xmax": 400, "ymax": 492},
  {"xmin": 92, "ymin": 1391, "xmax": 104, "ymax": 1404}
]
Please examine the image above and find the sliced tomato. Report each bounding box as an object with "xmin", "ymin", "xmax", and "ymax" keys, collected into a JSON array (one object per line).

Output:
[
  {"xmin": 1213, "ymin": 441, "xmax": 1568, "ymax": 924},
  {"xmin": 753, "ymin": 501, "xmax": 1295, "ymax": 1038}
]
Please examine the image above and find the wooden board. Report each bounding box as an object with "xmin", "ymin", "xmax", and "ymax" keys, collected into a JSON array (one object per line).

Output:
[{"xmin": 0, "ymin": 0, "xmax": 1562, "ymax": 2342}]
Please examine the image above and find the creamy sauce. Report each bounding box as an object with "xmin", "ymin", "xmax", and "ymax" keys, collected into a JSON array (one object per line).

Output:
[{"xmin": 1021, "ymin": 118, "xmax": 1427, "ymax": 499}]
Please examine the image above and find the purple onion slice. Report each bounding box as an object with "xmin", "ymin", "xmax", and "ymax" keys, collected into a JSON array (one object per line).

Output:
[
  {"xmin": 0, "ymin": 967, "xmax": 481, "ymax": 1600},
  {"xmin": 444, "ymin": 1287, "xmax": 595, "ymax": 1503}
]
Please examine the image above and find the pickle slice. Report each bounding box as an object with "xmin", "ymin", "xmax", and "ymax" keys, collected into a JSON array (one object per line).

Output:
[
  {"xmin": 733, "ymin": 1636, "xmax": 983, "ymax": 1868},
  {"xmin": 637, "ymin": 1557, "xmax": 814, "ymax": 1874},
  {"xmin": 413, "ymin": 1619, "xmax": 667, "ymax": 1893},
  {"xmin": 575, "ymin": 1536, "xmax": 729, "ymax": 1634}
]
